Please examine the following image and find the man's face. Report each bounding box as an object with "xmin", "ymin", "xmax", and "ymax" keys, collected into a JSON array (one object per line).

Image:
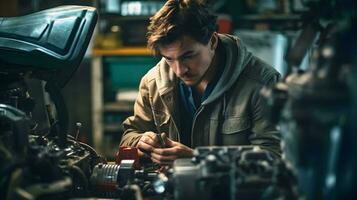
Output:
[{"xmin": 159, "ymin": 35, "xmax": 216, "ymax": 86}]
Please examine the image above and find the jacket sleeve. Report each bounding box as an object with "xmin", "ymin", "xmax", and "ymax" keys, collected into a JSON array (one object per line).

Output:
[
  {"xmin": 249, "ymin": 72, "xmax": 282, "ymax": 157},
  {"xmin": 120, "ymin": 75, "xmax": 156, "ymax": 147}
]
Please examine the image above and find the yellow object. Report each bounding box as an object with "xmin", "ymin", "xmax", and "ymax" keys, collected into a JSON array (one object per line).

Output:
[{"xmin": 93, "ymin": 47, "xmax": 152, "ymax": 56}]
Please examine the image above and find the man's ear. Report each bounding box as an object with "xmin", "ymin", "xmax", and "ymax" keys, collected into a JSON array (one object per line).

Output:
[{"xmin": 210, "ymin": 32, "xmax": 218, "ymax": 51}]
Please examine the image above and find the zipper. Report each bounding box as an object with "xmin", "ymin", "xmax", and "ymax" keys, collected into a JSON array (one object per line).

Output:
[
  {"xmin": 190, "ymin": 105, "xmax": 205, "ymax": 147},
  {"xmin": 172, "ymin": 114, "xmax": 181, "ymax": 143}
]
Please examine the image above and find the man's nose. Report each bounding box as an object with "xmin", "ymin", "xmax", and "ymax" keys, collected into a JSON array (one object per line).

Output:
[{"xmin": 175, "ymin": 61, "xmax": 188, "ymax": 77}]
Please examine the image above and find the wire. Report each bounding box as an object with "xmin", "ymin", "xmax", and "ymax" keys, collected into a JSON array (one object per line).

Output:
[{"xmin": 66, "ymin": 135, "xmax": 103, "ymax": 161}]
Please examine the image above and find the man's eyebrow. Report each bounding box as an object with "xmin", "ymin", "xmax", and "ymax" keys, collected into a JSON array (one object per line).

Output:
[
  {"xmin": 162, "ymin": 50, "xmax": 195, "ymax": 60},
  {"xmin": 179, "ymin": 50, "xmax": 195, "ymax": 58}
]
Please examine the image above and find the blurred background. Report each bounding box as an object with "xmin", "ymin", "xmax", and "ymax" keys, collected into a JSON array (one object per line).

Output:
[{"xmin": 0, "ymin": 0, "xmax": 316, "ymax": 159}]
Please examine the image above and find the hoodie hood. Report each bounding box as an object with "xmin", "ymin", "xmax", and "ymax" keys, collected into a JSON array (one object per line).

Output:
[
  {"xmin": 155, "ymin": 34, "xmax": 252, "ymax": 103},
  {"xmin": 203, "ymin": 34, "xmax": 252, "ymax": 104}
]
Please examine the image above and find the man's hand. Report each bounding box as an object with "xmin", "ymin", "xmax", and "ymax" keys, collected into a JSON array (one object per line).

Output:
[
  {"xmin": 150, "ymin": 133, "xmax": 194, "ymax": 165},
  {"xmin": 137, "ymin": 132, "xmax": 162, "ymax": 157}
]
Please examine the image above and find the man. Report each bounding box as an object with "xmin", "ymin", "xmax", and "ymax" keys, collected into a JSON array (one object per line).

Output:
[{"xmin": 120, "ymin": 0, "xmax": 281, "ymax": 165}]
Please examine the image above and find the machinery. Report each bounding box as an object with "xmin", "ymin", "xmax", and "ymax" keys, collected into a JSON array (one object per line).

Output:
[
  {"xmin": 0, "ymin": 5, "xmax": 163, "ymax": 200},
  {"xmin": 154, "ymin": 146, "xmax": 297, "ymax": 200},
  {"xmin": 89, "ymin": 146, "xmax": 296, "ymax": 200},
  {"xmin": 262, "ymin": 0, "xmax": 357, "ymax": 199},
  {"xmin": 0, "ymin": 5, "xmax": 101, "ymax": 200}
]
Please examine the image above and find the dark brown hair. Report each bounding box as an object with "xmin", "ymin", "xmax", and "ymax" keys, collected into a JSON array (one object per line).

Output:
[{"xmin": 147, "ymin": 0, "xmax": 217, "ymax": 55}]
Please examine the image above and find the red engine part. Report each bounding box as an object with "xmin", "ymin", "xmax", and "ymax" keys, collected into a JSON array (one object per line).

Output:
[{"xmin": 115, "ymin": 146, "xmax": 140, "ymax": 169}]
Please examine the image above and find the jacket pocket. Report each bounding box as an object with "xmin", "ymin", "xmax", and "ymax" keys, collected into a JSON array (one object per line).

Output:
[
  {"xmin": 220, "ymin": 117, "xmax": 251, "ymax": 145},
  {"xmin": 221, "ymin": 117, "xmax": 251, "ymax": 134}
]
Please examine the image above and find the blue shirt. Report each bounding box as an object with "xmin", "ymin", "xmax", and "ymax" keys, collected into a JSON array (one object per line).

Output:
[{"xmin": 178, "ymin": 65, "xmax": 224, "ymax": 146}]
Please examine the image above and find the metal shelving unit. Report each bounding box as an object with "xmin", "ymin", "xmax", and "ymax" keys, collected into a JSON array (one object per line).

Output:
[{"xmin": 91, "ymin": 47, "xmax": 156, "ymax": 159}]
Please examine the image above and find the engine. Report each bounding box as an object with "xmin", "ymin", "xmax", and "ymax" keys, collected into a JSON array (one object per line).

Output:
[
  {"xmin": 154, "ymin": 146, "xmax": 297, "ymax": 200},
  {"xmin": 0, "ymin": 5, "xmax": 102, "ymax": 200}
]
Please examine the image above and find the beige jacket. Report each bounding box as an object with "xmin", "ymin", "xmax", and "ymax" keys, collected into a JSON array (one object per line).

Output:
[{"xmin": 120, "ymin": 34, "xmax": 281, "ymax": 156}]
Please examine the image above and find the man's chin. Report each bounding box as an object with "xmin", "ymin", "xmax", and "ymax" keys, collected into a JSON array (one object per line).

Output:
[{"xmin": 182, "ymin": 79, "xmax": 198, "ymax": 86}]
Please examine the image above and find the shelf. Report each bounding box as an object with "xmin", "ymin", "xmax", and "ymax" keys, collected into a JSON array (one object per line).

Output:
[
  {"xmin": 236, "ymin": 14, "xmax": 302, "ymax": 31},
  {"xmin": 104, "ymin": 123, "xmax": 124, "ymax": 132},
  {"xmin": 104, "ymin": 101, "xmax": 134, "ymax": 112},
  {"xmin": 97, "ymin": 13, "xmax": 151, "ymax": 20},
  {"xmin": 238, "ymin": 14, "xmax": 301, "ymax": 22},
  {"xmin": 93, "ymin": 47, "xmax": 152, "ymax": 56}
]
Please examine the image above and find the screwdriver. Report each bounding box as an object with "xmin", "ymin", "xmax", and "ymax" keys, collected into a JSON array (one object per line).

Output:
[{"xmin": 152, "ymin": 110, "xmax": 166, "ymax": 148}]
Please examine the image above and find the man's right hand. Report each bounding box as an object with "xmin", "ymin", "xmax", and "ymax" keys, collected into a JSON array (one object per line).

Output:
[
  {"xmin": 137, "ymin": 132, "xmax": 193, "ymax": 165},
  {"xmin": 137, "ymin": 132, "xmax": 162, "ymax": 157}
]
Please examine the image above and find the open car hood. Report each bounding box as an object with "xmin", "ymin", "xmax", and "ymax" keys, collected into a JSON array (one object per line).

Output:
[{"xmin": 0, "ymin": 5, "xmax": 98, "ymax": 88}]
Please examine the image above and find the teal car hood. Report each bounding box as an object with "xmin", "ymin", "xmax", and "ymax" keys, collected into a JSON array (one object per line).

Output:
[{"xmin": 0, "ymin": 5, "xmax": 98, "ymax": 87}]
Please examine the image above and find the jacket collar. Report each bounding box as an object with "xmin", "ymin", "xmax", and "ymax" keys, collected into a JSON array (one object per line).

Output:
[
  {"xmin": 154, "ymin": 65, "xmax": 181, "ymax": 134},
  {"xmin": 155, "ymin": 58, "xmax": 177, "ymax": 96}
]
